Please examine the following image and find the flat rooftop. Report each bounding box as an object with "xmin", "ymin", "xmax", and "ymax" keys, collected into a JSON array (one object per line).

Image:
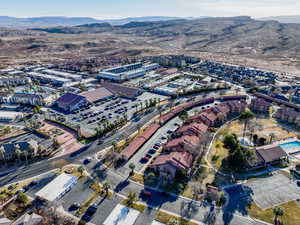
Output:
[
  {"xmin": 35, "ymin": 173, "xmax": 77, "ymax": 202},
  {"xmin": 103, "ymin": 204, "xmax": 140, "ymax": 225}
]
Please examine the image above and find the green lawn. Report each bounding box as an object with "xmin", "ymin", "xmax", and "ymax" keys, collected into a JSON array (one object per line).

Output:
[{"xmin": 248, "ymin": 201, "xmax": 300, "ymax": 225}]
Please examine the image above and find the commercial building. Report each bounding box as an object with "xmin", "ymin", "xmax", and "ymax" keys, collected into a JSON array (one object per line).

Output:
[
  {"xmin": 54, "ymin": 93, "xmax": 87, "ymax": 112},
  {"xmin": 27, "ymin": 72, "xmax": 72, "ymax": 87},
  {"xmin": 36, "ymin": 173, "xmax": 78, "ymax": 202},
  {"xmin": 102, "ymin": 82, "xmax": 143, "ymax": 99},
  {"xmin": 98, "ymin": 63, "xmax": 159, "ymax": 81},
  {"xmin": 0, "ymin": 111, "xmax": 23, "ymax": 122},
  {"xmin": 80, "ymin": 87, "xmax": 114, "ymax": 103},
  {"xmin": 0, "ymin": 77, "xmax": 31, "ymax": 87},
  {"xmin": 42, "ymin": 69, "xmax": 82, "ymax": 81},
  {"xmin": 0, "ymin": 92, "xmax": 45, "ymax": 106}
]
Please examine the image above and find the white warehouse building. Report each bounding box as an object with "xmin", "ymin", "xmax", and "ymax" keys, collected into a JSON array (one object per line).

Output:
[{"xmin": 98, "ymin": 63, "xmax": 159, "ymax": 82}]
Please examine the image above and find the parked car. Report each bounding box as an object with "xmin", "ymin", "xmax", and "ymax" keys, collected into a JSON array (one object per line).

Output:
[
  {"xmin": 153, "ymin": 145, "xmax": 160, "ymax": 150},
  {"xmin": 148, "ymin": 149, "xmax": 156, "ymax": 154},
  {"xmin": 83, "ymin": 157, "xmax": 92, "ymax": 164},
  {"xmin": 70, "ymin": 203, "xmax": 81, "ymax": 210},
  {"xmin": 146, "ymin": 154, "xmax": 152, "ymax": 158},
  {"xmin": 140, "ymin": 157, "xmax": 150, "ymax": 163},
  {"xmin": 141, "ymin": 190, "xmax": 152, "ymax": 198}
]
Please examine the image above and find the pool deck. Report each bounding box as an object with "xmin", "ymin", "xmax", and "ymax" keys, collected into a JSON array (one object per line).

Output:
[{"xmin": 256, "ymin": 137, "xmax": 300, "ymax": 155}]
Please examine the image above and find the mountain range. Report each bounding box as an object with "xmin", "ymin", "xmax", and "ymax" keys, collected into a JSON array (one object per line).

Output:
[
  {"xmin": 1, "ymin": 16, "xmax": 300, "ymax": 75},
  {"xmin": 259, "ymin": 15, "xmax": 300, "ymax": 24},
  {"xmin": 0, "ymin": 16, "xmax": 197, "ymax": 28}
]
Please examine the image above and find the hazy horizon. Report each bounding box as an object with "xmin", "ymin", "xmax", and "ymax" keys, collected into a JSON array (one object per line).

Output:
[{"xmin": 1, "ymin": 0, "xmax": 300, "ymax": 19}]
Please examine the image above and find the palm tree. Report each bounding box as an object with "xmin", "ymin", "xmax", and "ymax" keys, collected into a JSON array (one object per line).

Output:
[
  {"xmin": 273, "ymin": 207, "xmax": 284, "ymax": 225},
  {"xmin": 23, "ymin": 150, "xmax": 29, "ymax": 165},
  {"xmin": 240, "ymin": 110, "xmax": 254, "ymax": 139},
  {"xmin": 129, "ymin": 163, "xmax": 135, "ymax": 176},
  {"xmin": 145, "ymin": 99, "xmax": 149, "ymax": 108},
  {"xmin": 77, "ymin": 166, "xmax": 85, "ymax": 176},
  {"xmin": 0, "ymin": 146, "xmax": 6, "ymax": 166},
  {"xmin": 15, "ymin": 145, "xmax": 22, "ymax": 164},
  {"xmin": 134, "ymin": 104, "xmax": 139, "ymax": 113},
  {"xmin": 111, "ymin": 141, "xmax": 117, "ymax": 152},
  {"xmin": 126, "ymin": 192, "xmax": 137, "ymax": 208},
  {"xmin": 270, "ymin": 132, "xmax": 276, "ymax": 143},
  {"xmin": 167, "ymin": 218, "xmax": 180, "ymax": 225},
  {"xmin": 102, "ymin": 181, "xmax": 111, "ymax": 196},
  {"xmin": 139, "ymin": 102, "xmax": 143, "ymax": 111}
]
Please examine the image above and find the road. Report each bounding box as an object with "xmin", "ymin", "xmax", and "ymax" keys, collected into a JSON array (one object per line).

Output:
[
  {"xmin": 0, "ymin": 91, "xmax": 265, "ymax": 225},
  {"xmin": 0, "ymin": 108, "xmax": 160, "ymax": 186},
  {"xmin": 87, "ymin": 159, "xmax": 267, "ymax": 225}
]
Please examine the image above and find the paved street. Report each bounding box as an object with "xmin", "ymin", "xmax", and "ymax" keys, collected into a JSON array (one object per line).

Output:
[{"xmin": 0, "ymin": 95, "xmax": 267, "ymax": 225}]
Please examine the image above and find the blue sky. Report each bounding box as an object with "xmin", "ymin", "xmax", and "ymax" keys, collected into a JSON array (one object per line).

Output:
[{"xmin": 1, "ymin": 0, "xmax": 299, "ymax": 18}]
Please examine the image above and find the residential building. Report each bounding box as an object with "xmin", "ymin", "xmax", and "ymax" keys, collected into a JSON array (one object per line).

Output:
[
  {"xmin": 250, "ymin": 98, "xmax": 272, "ymax": 113},
  {"xmin": 164, "ymin": 135, "xmax": 201, "ymax": 152},
  {"xmin": 274, "ymin": 107, "xmax": 300, "ymax": 126},
  {"xmin": 120, "ymin": 123, "xmax": 160, "ymax": 160},
  {"xmin": 174, "ymin": 122, "xmax": 208, "ymax": 137},
  {"xmin": 151, "ymin": 151, "xmax": 193, "ymax": 179},
  {"xmin": 0, "ymin": 139, "xmax": 38, "ymax": 161}
]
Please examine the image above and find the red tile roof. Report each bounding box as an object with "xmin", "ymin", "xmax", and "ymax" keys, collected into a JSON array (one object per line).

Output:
[
  {"xmin": 151, "ymin": 151, "xmax": 193, "ymax": 169},
  {"xmin": 165, "ymin": 135, "xmax": 200, "ymax": 149},
  {"xmin": 176, "ymin": 122, "xmax": 208, "ymax": 136},
  {"xmin": 255, "ymin": 92, "xmax": 300, "ymax": 111},
  {"xmin": 120, "ymin": 123, "xmax": 160, "ymax": 159}
]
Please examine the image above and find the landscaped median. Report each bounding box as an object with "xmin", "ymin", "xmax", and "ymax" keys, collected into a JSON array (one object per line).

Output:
[
  {"xmin": 120, "ymin": 199, "xmax": 146, "ymax": 212},
  {"xmin": 155, "ymin": 210, "xmax": 200, "ymax": 225}
]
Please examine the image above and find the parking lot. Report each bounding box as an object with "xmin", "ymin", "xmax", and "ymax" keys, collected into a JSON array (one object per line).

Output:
[
  {"xmin": 124, "ymin": 116, "xmax": 182, "ymax": 173},
  {"xmin": 52, "ymin": 95, "xmax": 164, "ymax": 132},
  {"xmin": 88, "ymin": 195, "xmax": 123, "ymax": 224},
  {"xmin": 247, "ymin": 173, "xmax": 300, "ymax": 209},
  {"xmin": 61, "ymin": 176, "xmax": 94, "ymax": 214}
]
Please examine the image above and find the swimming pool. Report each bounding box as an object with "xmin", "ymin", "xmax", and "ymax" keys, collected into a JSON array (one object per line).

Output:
[{"xmin": 280, "ymin": 141, "xmax": 300, "ymax": 150}]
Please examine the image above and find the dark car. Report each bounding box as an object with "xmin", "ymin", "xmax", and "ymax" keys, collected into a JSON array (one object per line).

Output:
[
  {"xmin": 86, "ymin": 204, "xmax": 98, "ymax": 215},
  {"xmin": 145, "ymin": 154, "xmax": 152, "ymax": 158},
  {"xmin": 153, "ymin": 145, "xmax": 160, "ymax": 150},
  {"xmin": 69, "ymin": 202, "xmax": 81, "ymax": 211},
  {"xmin": 83, "ymin": 158, "xmax": 91, "ymax": 164},
  {"xmin": 29, "ymin": 180, "xmax": 38, "ymax": 187},
  {"xmin": 140, "ymin": 157, "xmax": 149, "ymax": 163},
  {"xmin": 141, "ymin": 190, "xmax": 152, "ymax": 198},
  {"xmin": 148, "ymin": 149, "xmax": 156, "ymax": 155}
]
